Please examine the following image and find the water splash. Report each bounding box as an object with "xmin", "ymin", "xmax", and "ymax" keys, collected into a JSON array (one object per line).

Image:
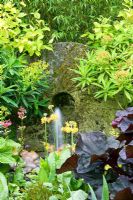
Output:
[{"xmin": 54, "ymin": 107, "xmax": 63, "ymax": 149}]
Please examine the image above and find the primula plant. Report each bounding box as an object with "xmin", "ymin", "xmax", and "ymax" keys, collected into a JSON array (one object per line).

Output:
[
  {"xmin": 41, "ymin": 105, "xmax": 58, "ymax": 152},
  {"xmin": 57, "ymin": 107, "xmax": 133, "ymax": 200},
  {"xmin": 73, "ymin": 0, "xmax": 133, "ymax": 105},
  {"xmin": 61, "ymin": 121, "xmax": 78, "ymax": 149}
]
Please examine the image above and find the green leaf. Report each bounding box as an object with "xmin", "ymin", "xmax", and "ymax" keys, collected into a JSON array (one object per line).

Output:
[
  {"xmin": 88, "ymin": 185, "xmax": 97, "ymax": 200},
  {"xmin": 34, "ymin": 12, "xmax": 40, "ymax": 19},
  {"xmin": 38, "ymin": 158, "xmax": 49, "ymax": 183},
  {"xmin": 0, "ymin": 172, "xmax": 8, "ymax": 200},
  {"xmin": 1, "ymin": 96, "xmax": 18, "ymax": 107},
  {"xmin": 124, "ymin": 90, "xmax": 132, "ymax": 102},
  {"xmin": 0, "ymin": 150, "xmax": 16, "ymax": 164},
  {"xmin": 102, "ymin": 176, "xmax": 109, "ymax": 200},
  {"xmin": 49, "ymin": 196, "xmax": 58, "ymax": 200},
  {"xmin": 0, "ymin": 138, "xmax": 6, "ymax": 149},
  {"xmin": 68, "ymin": 190, "xmax": 88, "ymax": 200}
]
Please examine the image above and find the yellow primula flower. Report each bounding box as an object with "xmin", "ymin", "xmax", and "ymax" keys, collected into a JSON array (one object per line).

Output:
[
  {"xmin": 104, "ymin": 164, "xmax": 112, "ymax": 171},
  {"xmin": 46, "ymin": 117, "xmax": 52, "ymax": 123},
  {"xmin": 71, "ymin": 127, "xmax": 79, "ymax": 134},
  {"xmin": 62, "ymin": 121, "xmax": 78, "ymax": 134},
  {"xmin": 41, "ymin": 116, "xmax": 47, "ymax": 124},
  {"xmin": 50, "ymin": 113, "xmax": 58, "ymax": 121},
  {"xmin": 48, "ymin": 105, "xmax": 54, "ymax": 111},
  {"xmin": 118, "ymin": 164, "xmax": 122, "ymax": 168}
]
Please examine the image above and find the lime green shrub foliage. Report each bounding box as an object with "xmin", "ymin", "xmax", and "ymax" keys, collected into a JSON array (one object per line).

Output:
[
  {"xmin": 0, "ymin": 1, "xmax": 51, "ymax": 56},
  {"xmin": 0, "ymin": 1, "xmax": 51, "ymax": 118},
  {"xmin": 0, "ymin": 0, "xmax": 123, "ymax": 42},
  {"xmin": 73, "ymin": 0, "xmax": 133, "ymax": 104}
]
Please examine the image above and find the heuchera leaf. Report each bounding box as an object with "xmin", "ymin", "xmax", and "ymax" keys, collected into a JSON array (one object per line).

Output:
[
  {"xmin": 110, "ymin": 176, "xmax": 133, "ymax": 200},
  {"xmin": 114, "ymin": 188, "xmax": 133, "ymax": 200},
  {"xmin": 56, "ymin": 154, "xmax": 79, "ymax": 174},
  {"xmin": 112, "ymin": 107, "xmax": 133, "ymax": 134}
]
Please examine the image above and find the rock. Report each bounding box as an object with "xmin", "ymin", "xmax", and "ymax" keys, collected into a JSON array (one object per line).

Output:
[
  {"xmin": 44, "ymin": 42, "xmax": 120, "ymax": 134},
  {"xmin": 24, "ymin": 42, "xmax": 120, "ymax": 151},
  {"xmin": 20, "ymin": 150, "xmax": 40, "ymax": 174}
]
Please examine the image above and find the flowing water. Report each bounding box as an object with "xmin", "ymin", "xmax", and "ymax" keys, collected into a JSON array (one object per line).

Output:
[{"xmin": 54, "ymin": 107, "xmax": 63, "ymax": 149}]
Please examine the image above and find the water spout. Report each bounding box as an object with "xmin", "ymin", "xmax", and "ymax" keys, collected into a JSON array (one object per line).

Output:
[{"xmin": 54, "ymin": 107, "xmax": 63, "ymax": 150}]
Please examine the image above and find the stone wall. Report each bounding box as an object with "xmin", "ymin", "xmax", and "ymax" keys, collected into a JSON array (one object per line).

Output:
[
  {"xmin": 24, "ymin": 42, "xmax": 120, "ymax": 151},
  {"xmin": 44, "ymin": 42, "xmax": 120, "ymax": 134}
]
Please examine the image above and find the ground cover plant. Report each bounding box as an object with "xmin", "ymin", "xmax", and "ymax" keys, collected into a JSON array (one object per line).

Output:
[{"xmin": 73, "ymin": 0, "xmax": 133, "ymax": 106}]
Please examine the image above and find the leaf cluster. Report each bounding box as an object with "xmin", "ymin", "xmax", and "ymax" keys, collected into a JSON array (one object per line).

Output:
[
  {"xmin": 0, "ymin": 48, "xmax": 49, "ymax": 120},
  {"xmin": 57, "ymin": 107, "xmax": 133, "ymax": 199},
  {"xmin": 73, "ymin": 0, "xmax": 133, "ymax": 104},
  {"xmin": 0, "ymin": 1, "xmax": 52, "ymax": 56},
  {"xmin": 0, "ymin": 0, "xmax": 123, "ymax": 42},
  {"xmin": 36, "ymin": 147, "xmax": 88, "ymax": 200}
]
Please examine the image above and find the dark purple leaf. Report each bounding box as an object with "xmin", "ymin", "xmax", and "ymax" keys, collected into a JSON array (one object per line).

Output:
[{"xmin": 56, "ymin": 154, "xmax": 79, "ymax": 174}]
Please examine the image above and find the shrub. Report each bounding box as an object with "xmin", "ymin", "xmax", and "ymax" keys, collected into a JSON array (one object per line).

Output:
[
  {"xmin": 0, "ymin": 0, "xmax": 123, "ymax": 42},
  {"xmin": 0, "ymin": 1, "xmax": 52, "ymax": 56},
  {"xmin": 73, "ymin": 0, "xmax": 133, "ymax": 105},
  {"xmin": 0, "ymin": 49, "xmax": 49, "ymax": 119},
  {"xmin": 0, "ymin": 1, "xmax": 52, "ymax": 120}
]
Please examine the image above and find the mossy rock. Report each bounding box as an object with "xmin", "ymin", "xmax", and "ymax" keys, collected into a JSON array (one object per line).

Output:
[
  {"xmin": 24, "ymin": 42, "xmax": 120, "ymax": 151},
  {"xmin": 44, "ymin": 42, "xmax": 120, "ymax": 134}
]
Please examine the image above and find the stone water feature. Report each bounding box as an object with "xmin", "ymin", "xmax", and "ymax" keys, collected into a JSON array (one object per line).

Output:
[
  {"xmin": 45, "ymin": 42, "xmax": 121, "ymax": 132},
  {"xmin": 24, "ymin": 42, "xmax": 121, "ymax": 151}
]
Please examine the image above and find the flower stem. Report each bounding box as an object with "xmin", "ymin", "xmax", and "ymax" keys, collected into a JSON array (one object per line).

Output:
[
  {"xmin": 71, "ymin": 133, "xmax": 74, "ymax": 148},
  {"xmin": 44, "ymin": 122, "xmax": 47, "ymax": 143},
  {"xmin": 21, "ymin": 120, "xmax": 24, "ymax": 147}
]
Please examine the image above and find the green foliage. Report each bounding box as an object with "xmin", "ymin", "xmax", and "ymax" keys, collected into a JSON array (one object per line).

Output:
[
  {"xmin": 68, "ymin": 190, "xmax": 88, "ymax": 200},
  {"xmin": 24, "ymin": 183, "xmax": 52, "ymax": 200},
  {"xmin": 0, "ymin": 137, "xmax": 20, "ymax": 164},
  {"xmin": 88, "ymin": 176, "xmax": 109, "ymax": 200},
  {"xmin": 0, "ymin": 1, "xmax": 51, "ymax": 119},
  {"xmin": 1, "ymin": 0, "xmax": 123, "ymax": 42},
  {"xmin": 0, "ymin": 172, "xmax": 8, "ymax": 200},
  {"xmin": 73, "ymin": 0, "xmax": 133, "ymax": 104},
  {"xmin": 0, "ymin": 1, "xmax": 51, "ymax": 56},
  {"xmin": 38, "ymin": 148, "xmax": 88, "ymax": 200},
  {"xmin": 0, "ymin": 48, "xmax": 49, "ymax": 118}
]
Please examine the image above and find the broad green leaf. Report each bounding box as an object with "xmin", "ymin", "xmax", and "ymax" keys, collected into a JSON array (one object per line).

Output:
[
  {"xmin": 0, "ymin": 172, "xmax": 8, "ymax": 200},
  {"xmin": 67, "ymin": 190, "xmax": 88, "ymax": 200},
  {"xmin": 49, "ymin": 196, "xmax": 58, "ymax": 200},
  {"xmin": 0, "ymin": 138, "xmax": 6, "ymax": 149}
]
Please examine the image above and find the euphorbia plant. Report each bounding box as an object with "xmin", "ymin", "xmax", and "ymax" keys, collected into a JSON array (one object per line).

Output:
[
  {"xmin": 57, "ymin": 107, "xmax": 133, "ymax": 199},
  {"xmin": 73, "ymin": 0, "xmax": 133, "ymax": 105}
]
